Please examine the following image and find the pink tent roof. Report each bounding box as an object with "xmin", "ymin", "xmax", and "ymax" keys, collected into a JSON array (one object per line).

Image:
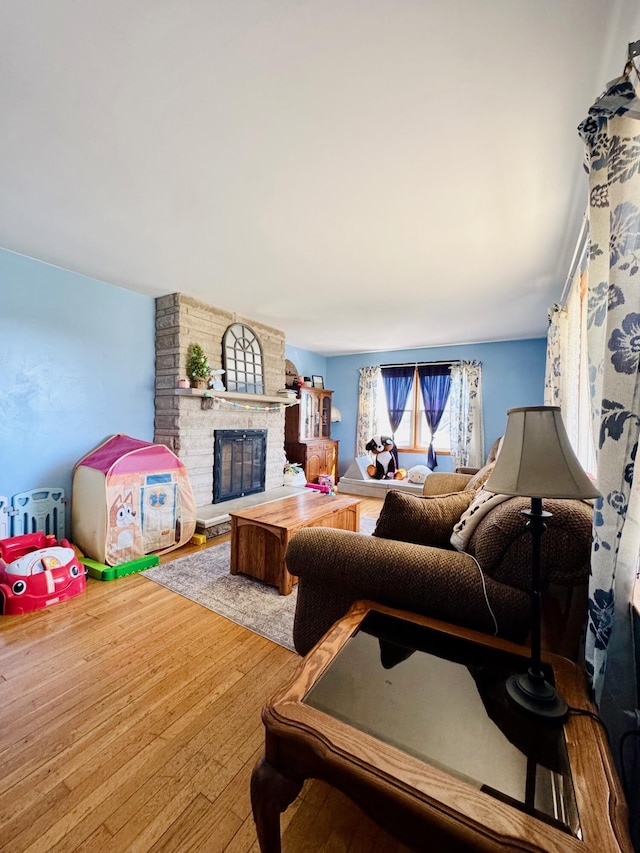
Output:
[{"xmin": 77, "ymin": 435, "xmax": 184, "ymax": 476}]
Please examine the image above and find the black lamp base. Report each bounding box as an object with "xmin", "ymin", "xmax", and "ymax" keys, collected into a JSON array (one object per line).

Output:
[{"xmin": 506, "ymin": 670, "xmax": 568, "ymax": 722}]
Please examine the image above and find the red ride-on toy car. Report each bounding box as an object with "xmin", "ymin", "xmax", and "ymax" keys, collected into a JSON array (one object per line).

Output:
[{"xmin": 0, "ymin": 532, "xmax": 86, "ymax": 615}]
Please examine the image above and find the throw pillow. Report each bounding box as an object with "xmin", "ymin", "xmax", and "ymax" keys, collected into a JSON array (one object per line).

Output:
[
  {"xmin": 466, "ymin": 461, "xmax": 496, "ymax": 491},
  {"xmin": 373, "ymin": 489, "xmax": 475, "ymax": 548},
  {"xmin": 406, "ymin": 464, "xmax": 430, "ymax": 484}
]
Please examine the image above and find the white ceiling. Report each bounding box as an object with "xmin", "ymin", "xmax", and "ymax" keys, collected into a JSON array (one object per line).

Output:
[{"xmin": 1, "ymin": 1, "xmax": 638, "ymax": 355}]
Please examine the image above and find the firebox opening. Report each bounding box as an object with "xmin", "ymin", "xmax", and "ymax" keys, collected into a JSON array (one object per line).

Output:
[{"xmin": 213, "ymin": 429, "xmax": 267, "ymax": 504}]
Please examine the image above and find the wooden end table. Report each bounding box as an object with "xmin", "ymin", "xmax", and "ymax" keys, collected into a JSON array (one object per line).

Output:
[
  {"xmin": 229, "ymin": 490, "xmax": 360, "ymax": 595},
  {"xmin": 251, "ymin": 601, "xmax": 632, "ymax": 852}
]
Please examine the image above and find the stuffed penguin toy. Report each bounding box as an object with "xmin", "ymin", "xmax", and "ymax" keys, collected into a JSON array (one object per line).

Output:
[{"xmin": 365, "ymin": 435, "xmax": 398, "ymax": 479}]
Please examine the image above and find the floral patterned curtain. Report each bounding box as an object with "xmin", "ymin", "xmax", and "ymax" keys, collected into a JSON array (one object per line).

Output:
[
  {"xmin": 356, "ymin": 366, "xmax": 381, "ymax": 456},
  {"xmin": 544, "ymin": 303, "xmax": 565, "ymax": 406},
  {"xmin": 578, "ymin": 73, "xmax": 640, "ymax": 829},
  {"xmin": 449, "ymin": 360, "xmax": 484, "ymax": 469}
]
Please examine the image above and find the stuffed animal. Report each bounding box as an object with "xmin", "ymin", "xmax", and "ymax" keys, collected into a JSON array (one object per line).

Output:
[
  {"xmin": 208, "ymin": 369, "xmax": 225, "ymax": 391},
  {"xmin": 406, "ymin": 464, "xmax": 430, "ymax": 484},
  {"xmin": 365, "ymin": 435, "xmax": 404, "ymax": 480}
]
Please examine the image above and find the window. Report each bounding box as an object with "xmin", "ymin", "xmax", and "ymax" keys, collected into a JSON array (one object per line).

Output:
[
  {"xmin": 222, "ymin": 323, "xmax": 264, "ymax": 394},
  {"xmin": 377, "ymin": 366, "xmax": 452, "ymax": 453}
]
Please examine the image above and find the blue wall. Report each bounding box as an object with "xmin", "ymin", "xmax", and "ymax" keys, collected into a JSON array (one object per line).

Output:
[
  {"xmin": 0, "ymin": 249, "xmax": 156, "ymax": 502},
  {"xmin": 324, "ymin": 339, "xmax": 547, "ymax": 475},
  {"xmin": 285, "ymin": 344, "xmax": 328, "ymax": 385},
  {"xmin": 0, "ymin": 253, "xmax": 545, "ymax": 508}
]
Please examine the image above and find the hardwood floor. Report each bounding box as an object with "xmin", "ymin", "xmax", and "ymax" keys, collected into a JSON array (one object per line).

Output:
[{"xmin": 0, "ymin": 496, "xmax": 412, "ymax": 852}]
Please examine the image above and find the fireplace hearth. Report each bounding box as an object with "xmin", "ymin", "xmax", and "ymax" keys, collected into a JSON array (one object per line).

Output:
[{"xmin": 213, "ymin": 429, "xmax": 267, "ymax": 503}]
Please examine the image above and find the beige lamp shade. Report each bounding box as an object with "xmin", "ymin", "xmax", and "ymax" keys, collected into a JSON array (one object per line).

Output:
[
  {"xmin": 331, "ymin": 406, "xmax": 342, "ymax": 423},
  {"xmin": 485, "ymin": 406, "xmax": 601, "ymax": 500}
]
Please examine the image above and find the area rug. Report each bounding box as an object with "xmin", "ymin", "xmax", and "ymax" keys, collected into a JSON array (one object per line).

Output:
[{"xmin": 141, "ymin": 516, "xmax": 377, "ymax": 652}]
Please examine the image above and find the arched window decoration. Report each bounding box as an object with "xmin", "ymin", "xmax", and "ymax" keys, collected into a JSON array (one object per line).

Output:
[{"xmin": 222, "ymin": 323, "xmax": 264, "ymax": 394}]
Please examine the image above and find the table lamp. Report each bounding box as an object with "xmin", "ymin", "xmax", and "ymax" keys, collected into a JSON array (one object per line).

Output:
[{"xmin": 485, "ymin": 406, "xmax": 601, "ymax": 722}]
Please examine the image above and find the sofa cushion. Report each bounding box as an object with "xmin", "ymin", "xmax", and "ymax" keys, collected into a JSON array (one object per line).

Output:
[
  {"xmin": 373, "ymin": 489, "xmax": 475, "ymax": 548},
  {"xmin": 469, "ymin": 496, "xmax": 594, "ymax": 589}
]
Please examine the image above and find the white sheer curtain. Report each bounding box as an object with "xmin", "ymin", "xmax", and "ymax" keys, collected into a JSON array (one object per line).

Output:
[
  {"xmin": 544, "ymin": 271, "xmax": 597, "ymax": 476},
  {"xmin": 449, "ymin": 361, "xmax": 484, "ymax": 469},
  {"xmin": 356, "ymin": 366, "xmax": 381, "ymax": 456}
]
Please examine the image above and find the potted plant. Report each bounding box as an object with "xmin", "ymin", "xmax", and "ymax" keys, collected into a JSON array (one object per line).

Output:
[{"xmin": 186, "ymin": 343, "xmax": 210, "ymax": 389}]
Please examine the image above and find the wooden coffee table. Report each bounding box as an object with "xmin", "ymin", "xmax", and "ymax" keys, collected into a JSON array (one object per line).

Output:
[
  {"xmin": 229, "ymin": 490, "xmax": 361, "ymax": 595},
  {"xmin": 251, "ymin": 601, "xmax": 632, "ymax": 852}
]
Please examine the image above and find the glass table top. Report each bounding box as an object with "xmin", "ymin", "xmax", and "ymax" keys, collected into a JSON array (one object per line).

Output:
[{"xmin": 303, "ymin": 610, "xmax": 580, "ymax": 837}]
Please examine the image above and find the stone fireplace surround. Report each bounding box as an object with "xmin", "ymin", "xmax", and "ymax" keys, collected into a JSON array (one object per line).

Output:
[{"xmin": 154, "ymin": 293, "xmax": 287, "ymax": 508}]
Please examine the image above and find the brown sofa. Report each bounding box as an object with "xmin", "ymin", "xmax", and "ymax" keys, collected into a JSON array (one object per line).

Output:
[{"xmin": 286, "ymin": 484, "xmax": 593, "ymax": 660}]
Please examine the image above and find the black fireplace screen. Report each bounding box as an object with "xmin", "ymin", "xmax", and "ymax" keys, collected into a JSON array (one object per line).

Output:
[{"xmin": 213, "ymin": 429, "xmax": 267, "ymax": 503}]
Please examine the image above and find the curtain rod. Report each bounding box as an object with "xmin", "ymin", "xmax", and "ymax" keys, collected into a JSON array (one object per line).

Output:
[
  {"xmin": 559, "ymin": 211, "xmax": 588, "ymax": 306},
  {"xmin": 380, "ymin": 360, "xmax": 460, "ymax": 368}
]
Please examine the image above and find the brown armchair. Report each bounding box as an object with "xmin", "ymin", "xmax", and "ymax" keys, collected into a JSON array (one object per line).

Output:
[
  {"xmin": 421, "ymin": 451, "xmax": 500, "ymax": 497},
  {"xmin": 286, "ymin": 487, "xmax": 593, "ymax": 660},
  {"xmin": 454, "ymin": 435, "xmax": 503, "ymax": 475}
]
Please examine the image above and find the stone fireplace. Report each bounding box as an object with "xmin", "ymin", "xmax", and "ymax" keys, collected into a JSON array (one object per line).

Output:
[{"xmin": 154, "ymin": 294, "xmax": 287, "ymax": 507}]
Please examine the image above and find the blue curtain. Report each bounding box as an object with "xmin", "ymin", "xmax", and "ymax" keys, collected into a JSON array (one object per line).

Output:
[
  {"xmin": 417, "ymin": 364, "xmax": 451, "ymax": 469},
  {"xmin": 381, "ymin": 366, "xmax": 414, "ymax": 439}
]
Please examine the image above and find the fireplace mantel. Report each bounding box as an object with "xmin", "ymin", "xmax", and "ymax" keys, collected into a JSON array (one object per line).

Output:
[{"xmin": 159, "ymin": 388, "xmax": 298, "ymax": 405}]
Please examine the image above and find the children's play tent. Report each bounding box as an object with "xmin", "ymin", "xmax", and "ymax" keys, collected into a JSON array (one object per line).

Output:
[{"xmin": 72, "ymin": 435, "xmax": 196, "ymax": 565}]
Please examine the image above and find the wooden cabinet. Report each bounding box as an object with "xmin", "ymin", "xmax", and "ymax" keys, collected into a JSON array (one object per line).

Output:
[
  {"xmin": 303, "ymin": 440, "xmax": 338, "ymax": 482},
  {"xmin": 285, "ymin": 387, "xmax": 339, "ymax": 483}
]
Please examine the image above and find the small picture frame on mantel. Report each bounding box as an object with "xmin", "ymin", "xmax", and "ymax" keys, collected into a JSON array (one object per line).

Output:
[{"xmin": 312, "ymin": 375, "xmax": 324, "ymax": 389}]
